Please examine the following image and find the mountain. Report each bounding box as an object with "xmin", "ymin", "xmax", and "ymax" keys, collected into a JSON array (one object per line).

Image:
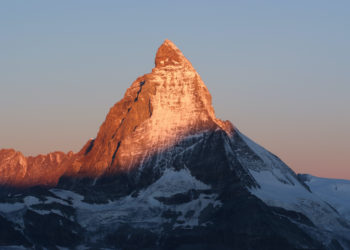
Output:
[
  {"xmin": 0, "ymin": 40, "xmax": 349, "ymax": 250},
  {"xmin": 59, "ymin": 39, "xmax": 234, "ymax": 179}
]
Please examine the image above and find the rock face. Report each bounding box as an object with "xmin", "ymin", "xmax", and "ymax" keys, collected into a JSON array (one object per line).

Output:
[
  {"xmin": 63, "ymin": 39, "xmax": 233, "ymax": 178},
  {"xmin": 0, "ymin": 149, "xmax": 73, "ymax": 188},
  {"xmin": 0, "ymin": 39, "xmax": 233, "ymax": 187},
  {"xmin": 0, "ymin": 40, "xmax": 350, "ymax": 249}
]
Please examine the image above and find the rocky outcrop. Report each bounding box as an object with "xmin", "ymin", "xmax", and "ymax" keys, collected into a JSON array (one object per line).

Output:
[{"xmin": 0, "ymin": 149, "xmax": 73, "ymax": 188}]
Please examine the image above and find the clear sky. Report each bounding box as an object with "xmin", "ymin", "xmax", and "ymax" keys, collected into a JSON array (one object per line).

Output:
[{"xmin": 0, "ymin": 1, "xmax": 349, "ymax": 179}]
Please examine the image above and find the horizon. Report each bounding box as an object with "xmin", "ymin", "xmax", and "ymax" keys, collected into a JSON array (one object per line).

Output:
[{"xmin": 1, "ymin": 1, "xmax": 349, "ymax": 180}]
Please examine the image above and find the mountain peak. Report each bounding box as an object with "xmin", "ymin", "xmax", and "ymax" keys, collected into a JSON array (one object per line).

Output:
[
  {"xmin": 0, "ymin": 40, "xmax": 233, "ymax": 185},
  {"xmin": 63, "ymin": 40, "xmax": 234, "ymax": 176},
  {"xmin": 155, "ymin": 39, "xmax": 191, "ymax": 68}
]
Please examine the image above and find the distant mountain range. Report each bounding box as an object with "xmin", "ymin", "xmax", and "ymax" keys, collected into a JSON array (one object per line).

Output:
[{"xmin": 0, "ymin": 40, "xmax": 349, "ymax": 250}]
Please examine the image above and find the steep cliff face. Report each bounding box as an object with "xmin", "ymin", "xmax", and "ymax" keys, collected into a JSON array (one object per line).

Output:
[{"xmin": 62, "ymin": 39, "xmax": 233, "ymax": 178}]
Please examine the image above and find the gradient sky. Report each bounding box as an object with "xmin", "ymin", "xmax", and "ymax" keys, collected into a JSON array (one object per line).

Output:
[{"xmin": 0, "ymin": 1, "xmax": 349, "ymax": 179}]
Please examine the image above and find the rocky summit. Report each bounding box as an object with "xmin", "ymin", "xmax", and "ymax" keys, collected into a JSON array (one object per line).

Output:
[{"xmin": 0, "ymin": 40, "xmax": 349, "ymax": 250}]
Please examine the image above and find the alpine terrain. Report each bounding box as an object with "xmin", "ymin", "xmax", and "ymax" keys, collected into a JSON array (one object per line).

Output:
[{"xmin": 0, "ymin": 40, "xmax": 349, "ymax": 250}]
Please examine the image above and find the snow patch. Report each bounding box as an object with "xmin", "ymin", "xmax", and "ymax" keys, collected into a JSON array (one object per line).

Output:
[{"xmin": 51, "ymin": 168, "xmax": 220, "ymax": 233}]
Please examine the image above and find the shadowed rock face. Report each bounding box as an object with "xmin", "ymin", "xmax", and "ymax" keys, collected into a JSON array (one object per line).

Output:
[{"xmin": 0, "ymin": 39, "xmax": 233, "ymax": 187}]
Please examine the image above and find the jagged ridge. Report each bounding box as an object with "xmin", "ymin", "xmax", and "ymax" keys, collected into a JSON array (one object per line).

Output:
[{"xmin": 0, "ymin": 39, "xmax": 233, "ymax": 187}]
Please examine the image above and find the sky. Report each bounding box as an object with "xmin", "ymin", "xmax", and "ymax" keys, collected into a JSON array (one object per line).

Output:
[{"xmin": 0, "ymin": 1, "xmax": 349, "ymax": 179}]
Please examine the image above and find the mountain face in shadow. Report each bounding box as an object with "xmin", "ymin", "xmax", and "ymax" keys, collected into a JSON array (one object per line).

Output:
[{"xmin": 0, "ymin": 40, "xmax": 349, "ymax": 249}]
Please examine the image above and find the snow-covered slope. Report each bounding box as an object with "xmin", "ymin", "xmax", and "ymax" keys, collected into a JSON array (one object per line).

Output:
[
  {"xmin": 234, "ymin": 129, "xmax": 350, "ymax": 247},
  {"xmin": 54, "ymin": 168, "xmax": 220, "ymax": 234},
  {"xmin": 301, "ymin": 174, "xmax": 350, "ymax": 222},
  {"xmin": 0, "ymin": 168, "xmax": 220, "ymax": 246}
]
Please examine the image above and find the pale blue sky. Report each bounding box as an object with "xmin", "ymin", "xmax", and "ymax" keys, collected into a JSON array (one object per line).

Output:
[{"xmin": 0, "ymin": 1, "xmax": 349, "ymax": 178}]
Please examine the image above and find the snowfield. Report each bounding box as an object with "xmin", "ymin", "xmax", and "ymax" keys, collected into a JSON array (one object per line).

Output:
[
  {"xmin": 302, "ymin": 174, "xmax": 350, "ymax": 222},
  {"xmin": 51, "ymin": 168, "xmax": 221, "ymax": 233},
  {"xmin": 236, "ymin": 129, "xmax": 350, "ymax": 246}
]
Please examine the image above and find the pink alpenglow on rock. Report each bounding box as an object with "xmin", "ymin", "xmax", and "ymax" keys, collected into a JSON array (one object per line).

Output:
[{"xmin": 0, "ymin": 40, "xmax": 233, "ymax": 187}]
